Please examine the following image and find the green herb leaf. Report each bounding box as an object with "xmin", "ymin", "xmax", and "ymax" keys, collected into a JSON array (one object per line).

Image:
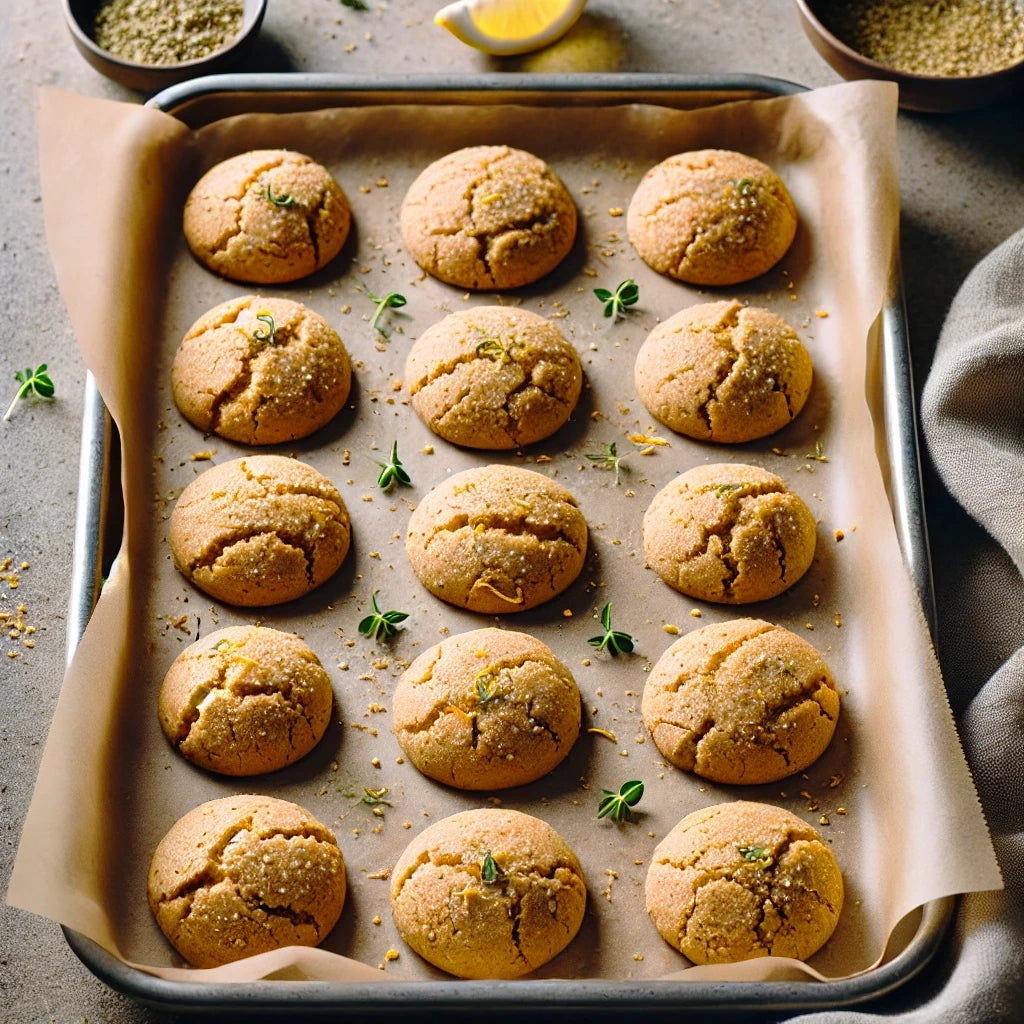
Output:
[
  {"xmin": 479, "ymin": 850, "xmax": 503, "ymax": 883},
  {"xmin": 597, "ymin": 780, "xmax": 645, "ymax": 822},
  {"xmin": 475, "ymin": 672, "xmax": 500, "ymax": 706},
  {"xmin": 4, "ymin": 364, "xmax": 55, "ymax": 422},
  {"xmin": 737, "ymin": 843, "xmax": 773, "ymax": 870},
  {"xmin": 340, "ymin": 0, "xmax": 369, "ymax": 9},
  {"xmin": 587, "ymin": 602, "xmax": 635, "ymax": 656},
  {"xmin": 475, "ymin": 337, "xmax": 509, "ymax": 362},
  {"xmin": 263, "ymin": 183, "xmax": 299, "ymax": 208},
  {"xmin": 594, "ymin": 279, "xmax": 639, "ymax": 320},
  {"xmin": 585, "ymin": 441, "xmax": 628, "ymax": 484},
  {"xmin": 253, "ymin": 311, "xmax": 277, "ymax": 344},
  {"xmin": 361, "ymin": 786, "xmax": 393, "ymax": 807},
  {"xmin": 375, "ymin": 440, "xmax": 412, "ymax": 490},
  {"xmin": 713, "ymin": 482, "xmax": 742, "ymax": 497},
  {"xmin": 358, "ymin": 591, "xmax": 410, "ymax": 642},
  {"xmin": 368, "ymin": 291, "xmax": 407, "ymax": 335},
  {"xmin": 731, "ymin": 177, "xmax": 754, "ymax": 196}
]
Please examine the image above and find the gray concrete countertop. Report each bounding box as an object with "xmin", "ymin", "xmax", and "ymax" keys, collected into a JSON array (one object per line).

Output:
[{"xmin": 2, "ymin": 2, "xmax": 1021, "ymax": 1021}]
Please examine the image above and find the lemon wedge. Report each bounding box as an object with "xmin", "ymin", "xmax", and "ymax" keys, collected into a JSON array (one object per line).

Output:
[{"xmin": 435, "ymin": 0, "xmax": 587, "ymax": 56}]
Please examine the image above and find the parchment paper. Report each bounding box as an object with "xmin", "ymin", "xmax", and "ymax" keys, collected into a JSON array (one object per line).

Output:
[{"xmin": 8, "ymin": 80, "xmax": 1002, "ymax": 989}]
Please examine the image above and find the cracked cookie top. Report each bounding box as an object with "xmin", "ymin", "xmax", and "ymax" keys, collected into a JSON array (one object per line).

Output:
[
  {"xmin": 183, "ymin": 149, "xmax": 352, "ymax": 284},
  {"xmin": 642, "ymin": 462, "xmax": 816, "ymax": 604},
  {"xmin": 405, "ymin": 305, "xmax": 582, "ymax": 449},
  {"xmin": 147, "ymin": 794, "xmax": 347, "ymax": 968},
  {"xmin": 400, "ymin": 145, "xmax": 577, "ymax": 290},
  {"xmin": 393, "ymin": 627, "xmax": 581, "ymax": 790},
  {"xmin": 634, "ymin": 300, "xmax": 812, "ymax": 443},
  {"xmin": 405, "ymin": 464, "xmax": 588, "ymax": 614},
  {"xmin": 158, "ymin": 625, "xmax": 334, "ymax": 776},
  {"xmin": 171, "ymin": 295, "xmax": 352, "ymax": 445},
  {"xmin": 390, "ymin": 808, "xmax": 586, "ymax": 978},
  {"xmin": 169, "ymin": 455, "xmax": 351, "ymax": 607},
  {"xmin": 645, "ymin": 800, "xmax": 844, "ymax": 965},
  {"xmin": 642, "ymin": 618, "xmax": 839, "ymax": 784},
  {"xmin": 627, "ymin": 149, "xmax": 797, "ymax": 286}
]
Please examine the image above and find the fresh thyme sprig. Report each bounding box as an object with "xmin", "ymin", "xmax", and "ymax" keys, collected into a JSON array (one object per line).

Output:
[
  {"xmin": 368, "ymin": 291, "xmax": 407, "ymax": 335},
  {"xmin": 358, "ymin": 591, "xmax": 409, "ymax": 642},
  {"xmin": 585, "ymin": 441, "xmax": 628, "ymax": 484},
  {"xmin": 253, "ymin": 311, "xmax": 277, "ymax": 344},
  {"xmin": 263, "ymin": 183, "xmax": 298, "ymax": 207},
  {"xmin": 360, "ymin": 786, "xmax": 393, "ymax": 807},
  {"xmin": 594, "ymin": 279, "xmax": 639, "ymax": 320},
  {"xmin": 475, "ymin": 672, "xmax": 501, "ymax": 706},
  {"xmin": 475, "ymin": 336, "xmax": 510, "ymax": 362},
  {"xmin": 597, "ymin": 780, "xmax": 644, "ymax": 822},
  {"xmin": 588, "ymin": 602, "xmax": 635, "ymax": 656},
  {"xmin": 374, "ymin": 440, "xmax": 411, "ymax": 490},
  {"xmin": 4, "ymin": 364, "xmax": 55, "ymax": 422}
]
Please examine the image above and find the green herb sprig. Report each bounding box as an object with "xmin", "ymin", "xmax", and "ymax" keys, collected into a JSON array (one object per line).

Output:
[
  {"xmin": 714, "ymin": 482, "xmax": 742, "ymax": 498},
  {"xmin": 594, "ymin": 279, "xmax": 639, "ymax": 320},
  {"xmin": 253, "ymin": 311, "xmax": 277, "ymax": 344},
  {"xmin": 361, "ymin": 786, "xmax": 393, "ymax": 807},
  {"xmin": 737, "ymin": 844, "xmax": 773, "ymax": 870},
  {"xmin": 731, "ymin": 177, "xmax": 754, "ymax": 196},
  {"xmin": 263, "ymin": 183, "xmax": 298, "ymax": 207},
  {"xmin": 358, "ymin": 591, "xmax": 409, "ymax": 642},
  {"xmin": 475, "ymin": 337, "xmax": 510, "ymax": 362},
  {"xmin": 597, "ymin": 780, "xmax": 644, "ymax": 822},
  {"xmin": 480, "ymin": 850, "xmax": 504, "ymax": 883},
  {"xmin": 4, "ymin": 364, "xmax": 55, "ymax": 422},
  {"xmin": 585, "ymin": 441, "xmax": 628, "ymax": 484},
  {"xmin": 588, "ymin": 602, "xmax": 635, "ymax": 656},
  {"xmin": 475, "ymin": 673, "xmax": 501, "ymax": 706},
  {"xmin": 368, "ymin": 291, "xmax": 407, "ymax": 335},
  {"xmin": 374, "ymin": 440, "xmax": 411, "ymax": 490},
  {"xmin": 340, "ymin": 0, "xmax": 369, "ymax": 9}
]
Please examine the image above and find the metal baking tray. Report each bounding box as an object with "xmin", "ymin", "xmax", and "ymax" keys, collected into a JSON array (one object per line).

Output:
[{"xmin": 62, "ymin": 72, "xmax": 945, "ymax": 1016}]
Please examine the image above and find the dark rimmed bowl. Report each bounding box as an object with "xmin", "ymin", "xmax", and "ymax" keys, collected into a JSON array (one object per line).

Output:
[
  {"xmin": 795, "ymin": 0, "xmax": 1024, "ymax": 112},
  {"xmin": 62, "ymin": 0, "xmax": 268, "ymax": 92}
]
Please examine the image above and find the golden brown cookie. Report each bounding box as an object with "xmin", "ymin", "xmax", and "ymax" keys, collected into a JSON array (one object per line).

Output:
[
  {"xmin": 393, "ymin": 628, "xmax": 581, "ymax": 790},
  {"xmin": 400, "ymin": 145, "xmax": 577, "ymax": 290},
  {"xmin": 405, "ymin": 464, "xmax": 587, "ymax": 614},
  {"xmin": 171, "ymin": 295, "xmax": 352, "ymax": 445},
  {"xmin": 183, "ymin": 149, "xmax": 351, "ymax": 284},
  {"xmin": 169, "ymin": 455, "xmax": 351, "ymax": 607},
  {"xmin": 627, "ymin": 149, "xmax": 797, "ymax": 286},
  {"xmin": 642, "ymin": 618, "xmax": 839, "ymax": 784},
  {"xmin": 642, "ymin": 463, "xmax": 816, "ymax": 604},
  {"xmin": 148, "ymin": 794, "xmax": 347, "ymax": 968},
  {"xmin": 405, "ymin": 306, "xmax": 582, "ymax": 450},
  {"xmin": 390, "ymin": 808, "xmax": 586, "ymax": 978},
  {"xmin": 646, "ymin": 801, "xmax": 844, "ymax": 965},
  {"xmin": 634, "ymin": 300, "xmax": 812, "ymax": 443},
  {"xmin": 158, "ymin": 625, "xmax": 334, "ymax": 776}
]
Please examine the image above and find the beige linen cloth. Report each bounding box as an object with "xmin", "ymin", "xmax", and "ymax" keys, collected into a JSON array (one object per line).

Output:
[{"xmin": 791, "ymin": 227, "xmax": 1024, "ymax": 1021}]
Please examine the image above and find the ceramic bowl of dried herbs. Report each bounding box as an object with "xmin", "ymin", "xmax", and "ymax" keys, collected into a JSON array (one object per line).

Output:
[
  {"xmin": 795, "ymin": 0, "xmax": 1024, "ymax": 112},
  {"xmin": 63, "ymin": 0, "xmax": 268, "ymax": 93}
]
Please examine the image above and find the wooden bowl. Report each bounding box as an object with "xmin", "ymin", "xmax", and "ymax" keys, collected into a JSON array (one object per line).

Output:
[
  {"xmin": 62, "ymin": 0, "xmax": 267, "ymax": 93},
  {"xmin": 795, "ymin": 0, "xmax": 1024, "ymax": 113}
]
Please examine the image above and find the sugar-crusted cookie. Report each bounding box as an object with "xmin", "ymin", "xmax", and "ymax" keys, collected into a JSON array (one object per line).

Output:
[
  {"xmin": 147, "ymin": 794, "xmax": 347, "ymax": 968},
  {"xmin": 393, "ymin": 627, "xmax": 581, "ymax": 790},
  {"xmin": 400, "ymin": 145, "xmax": 577, "ymax": 290},
  {"xmin": 171, "ymin": 295, "xmax": 352, "ymax": 445},
  {"xmin": 646, "ymin": 801, "xmax": 844, "ymax": 965},
  {"xmin": 405, "ymin": 464, "xmax": 587, "ymax": 614},
  {"xmin": 169, "ymin": 455, "xmax": 351, "ymax": 607},
  {"xmin": 405, "ymin": 306, "xmax": 582, "ymax": 450},
  {"xmin": 158, "ymin": 625, "xmax": 334, "ymax": 776},
  {"xmin": 183, "ymin": 149, "xmax": 351, "ymax": 284},
  {"xmin": 643, "ymin": 463, "xmax": 816, "ymax": 604},
  {"xmin": 627, "ymin": 149, "xmax": 797, "ymax": 286},
  {"xmin": 642, "ymin": 618, "xmax": 839, "ymax": 784},
  {"xmin": 390, "ymin": 808, "xmax": 586, "ymax": 978},
  {"xmin": 634, "ymin": 300, "xmax": 812, "ymax": 443}
]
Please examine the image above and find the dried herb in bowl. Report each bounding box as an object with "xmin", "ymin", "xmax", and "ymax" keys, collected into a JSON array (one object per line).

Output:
[
  {"xmin": 91, "ymin": 0, "xmax": 245, "ymax": 66},
  {"xmin": 814, "ymin": 0, "xmax": 1024, "ymax": 77}
]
